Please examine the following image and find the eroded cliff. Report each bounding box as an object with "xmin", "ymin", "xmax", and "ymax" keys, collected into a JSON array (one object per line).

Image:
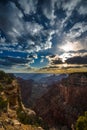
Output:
[
  {"xmin": 34, "ymin": 73, "xmax": 87, "ymax": 129},
  {"xmin": 0, "ymin": 71, "xmax": 45, "ymax": 130}
]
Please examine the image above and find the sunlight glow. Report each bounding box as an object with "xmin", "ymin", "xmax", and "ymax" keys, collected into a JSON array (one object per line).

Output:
[
  {"xmin": 60, "ymin": 52, "xmax": 72, "ymax": 62},
  {"xmin": 59, "ymin": 41, "xmax": 83, "ymax": 52},
  {"xmin": 63, "ymin": 63, "xmax": 68, "ymax": 68},
  {"xmin": 60, "ymin": 42, "xmax": 74, "ymax": 52}
]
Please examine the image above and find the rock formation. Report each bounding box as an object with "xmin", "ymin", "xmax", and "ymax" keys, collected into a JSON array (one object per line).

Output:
[
  {"xmin": 16, "ymin": 74, "xmax": 67, "ymax": 108},
  {"xmin": 17, "ymin": 77, "xmax": 33, "ymax": 107},
  {"xmin": 0, "ymin": 71, "xmax": 44, "ymax": 130},
  {"xmin": 34, "ymin": 73, "xmax": 87, "ymax": 129}
]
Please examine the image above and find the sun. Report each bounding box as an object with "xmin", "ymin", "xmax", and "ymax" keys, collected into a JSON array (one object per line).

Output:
[{"xmin": 59, "ymin": 41, "xmax": 83, "ymax": 52}]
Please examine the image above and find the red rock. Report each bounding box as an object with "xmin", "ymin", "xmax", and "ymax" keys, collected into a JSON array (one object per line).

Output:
[{"xmin": 34, "ymin": 73, "xmax": 87, "ymax": 128}]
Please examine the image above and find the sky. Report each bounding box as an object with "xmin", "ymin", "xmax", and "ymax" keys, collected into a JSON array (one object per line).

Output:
[{"xmin": 0, "ymin": 0, "xmax": 87, "ymax": 73}]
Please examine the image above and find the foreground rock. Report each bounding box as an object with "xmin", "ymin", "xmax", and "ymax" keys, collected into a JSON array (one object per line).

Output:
[{"xmin": 0, "ymin": 71, "xmax": 44, "ymax": 130}]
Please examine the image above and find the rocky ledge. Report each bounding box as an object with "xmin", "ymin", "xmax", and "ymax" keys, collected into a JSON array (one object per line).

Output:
[{"xmin": 0, "ymin": 71, "xmax": 45, "ymax": 130}]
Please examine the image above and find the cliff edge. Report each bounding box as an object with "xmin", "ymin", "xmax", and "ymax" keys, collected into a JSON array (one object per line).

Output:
[{"xmin": 0, "ymin": 71, "xmax": 44, "ymax": 130}]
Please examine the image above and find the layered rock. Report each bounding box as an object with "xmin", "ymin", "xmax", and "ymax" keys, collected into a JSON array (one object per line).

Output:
[
  {"xmin": 34, "ymin": 73, "xmax": 87, "ymax": 129},
  {"xmin": 0, "ymin": 71, "xmax": 44, "ymax": 130},
  {"xmin": 17, "ymin": 77, "xmax": 33, "ymax": 107},
  {"xmin": 16, "ymin": 74, "xmax": 67, "ymax": 108}
]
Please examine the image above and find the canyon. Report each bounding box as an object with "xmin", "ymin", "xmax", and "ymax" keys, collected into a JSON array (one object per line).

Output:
[{"xmin": 34, "ymin": 73, "xmax": 87, "ymax": 129}]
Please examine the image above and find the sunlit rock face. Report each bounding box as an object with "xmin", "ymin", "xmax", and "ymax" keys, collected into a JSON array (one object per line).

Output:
[{"xmin": 34, "ymin": 73, "xmax": 87, "ymax": 128}]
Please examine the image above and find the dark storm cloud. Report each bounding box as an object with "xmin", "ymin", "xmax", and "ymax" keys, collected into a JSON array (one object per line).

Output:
[
  {"xmin": 46, "ymin": 55, "xmax": 63, "ymax": 65},
  {"xmin": 66, "ymin": 56, "xmax": 87, "ymax": 64},
  {"xmin": 78, "ymin": 49, "xmax": 87, "ymax": 53},
  {"xmin": 52, "ymin": 59, "xmax": 63, "ymax": 65}
]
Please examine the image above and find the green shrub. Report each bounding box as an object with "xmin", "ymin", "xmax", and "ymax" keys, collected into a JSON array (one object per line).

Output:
[
  {"xmin": 0, "ymin": 70, "xmax": 13, "ymax": 84},
  {"xmin": 0, "ymin": 84, "xmax": 3, "ymax": 91},
  {"xmin": 0, "ymin": 97, "xmax": 8, "ymax": 111},
  {"xmin": 6, "ymin": 77, "xmax": 13, "ymax": 84},
  {"xmin": 17, "ymin": 108, "xmax": 49, "ymax": 130},
  {"xmin": 0, "ymin": 71, "xmax": 6, "ymax": 79},
  {"xmin": 76, "ymin": 112, "xmax": 87, "ymax": 130}
]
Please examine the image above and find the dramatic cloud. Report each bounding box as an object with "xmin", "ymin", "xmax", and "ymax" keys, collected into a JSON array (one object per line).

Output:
[
  {"xmin": 0, "ymin": 0, "xmax": 87, "ymax": 72},
  {"xmin": 19, "ymin": 0, "xmax": 38, "ymax": 14},
  {"xmin": 46, "ymin": 55, "xmax": 63, "ymax": 65},
  {"xmin": 77, "ymin": 1, "xmax": 87, "ymax": 15},
  {"xmin": 67, "ymin": 22, "xmax": 87, "ymax": 40},
  {"xmin": 59, "ymin": 41, "xmax": 86, "ymax": 52},
  {"xmin": 66, "ymin": 56, "xmax": 87, "ymax": 64},
  {"xmin": 60, "ymin": 49, "xmax": 87, "ymax": 62}
]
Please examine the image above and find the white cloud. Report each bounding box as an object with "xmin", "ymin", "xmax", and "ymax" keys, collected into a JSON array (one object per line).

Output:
[
  {"xmin": 80, "ymin": 37, "xmax": 87, "ymax": 49},
  {"xmin": 19, "ymin": 0, "xmax": 38, "ymax": 14},
  {"xmin": 57, "ymin": 22, "xmax": 87, "ymax": 54},
  {"xmin": 78, "ymin": 5, "xmax": 87, "ymax": 15},
  {"xmin": 60, "ymin": 22, "xmax": 87, "ymax": 50},
  {"xmin": 12, "ymin": 28, "xmax": 21, "ymax": 37},
  {"xmin": 0, "ymin": 1, "xmax": 55, "ymax": 54},
  {"xmin": 68, "ymin": 22, "xmax": 87, "ymax": 39},
  {"xmin": 0, "ymin": 37, "xmax": 6, "ymax": 43},
  {"xmin": 26, "ymin": 29, "xmax": 55, "ymax": 53},
  {"xmin": 27, "ymin": 40, "xmax": 35, "ymax": 45},
  {"xmin": 33, "ymin": 54, "xmax": 38, "ymax": 59},
  {"xmin": 43, "ymin": 30, "xmax": 55, "ymax": 50},
  {"xmin": 59, "ymin": 41, "xmax": 86, "ymax": 52},
  {"xmin": 42, "ymin": 0, "xmax": 57, "ymax": 26},
  {"xmin": 60, "ymin": 52, "xmax": 72, "ymax": 62},
  {"xmin": 61, "ymin": 0, "xmax": 81, "ymax": 27},
  {"xmin": 35, "ymin": 45, "xmax": 41, "ymax": 52},
  {"xmin": 0, "ymin": 50, "xmax": 3, "ymax": 54},
  {"xmin": 0, "ymin": 1, "xmax": 55, "ymax": 55},
  {"xmin": 62, "ymin": 0, "xmax": 81, "ymax": 15},
  {"xmin": 1, "ymin": 2, "xmax": 24, "ymax": 42},
  {"xmin": 60, "ymin": 51, "xmax": 87, "ymax": 62},
  {"xmin": 46, "ymin": 54, "xmax": 61, "ymax": 65},
  {"xmin": 40, "ymin": 58, "xmax": 44, "ymax": 63},
  {"xmin": 25, "ymin": 22, "xmax": 43, "ymax": 35},
  {"xmin": 47, "ymin": 55, "xmax": 59, "ymax": 61}
]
